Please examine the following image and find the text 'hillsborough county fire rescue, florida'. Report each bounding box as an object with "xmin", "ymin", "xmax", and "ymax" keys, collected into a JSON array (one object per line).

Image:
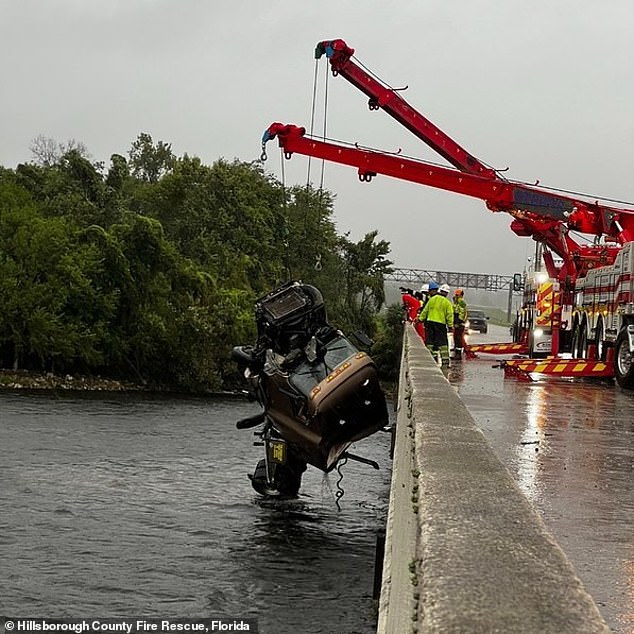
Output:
[{"xmin": 3, "ymin": 620, "xmax": 257, "ymax": 633}]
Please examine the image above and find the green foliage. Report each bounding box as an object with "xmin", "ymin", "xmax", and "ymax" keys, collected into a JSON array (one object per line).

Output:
[
  {"xmin": 0, "ymin": 196, "xmax": 113, "ymax": 371},
  {"xmin": 470, "ymin": 305, "xmax": 511, "ymax": 327},
  {"xmin": 128, "ymin": 133, "xmax": 175, "ymax": 183},
  {"xmin": 371, "ymin": 304, "xmax": 404, "ymax": 382},
  {"xmin": 0, "ymin": 135, "xmax": 397, "ymax": 390},
  {"xmin": 332, "ymin": 230, "xmax": 393, "ymax": 334},
  {"xmin": 141, "ymin": 156, "xmax": 286, "ymax": 291}
]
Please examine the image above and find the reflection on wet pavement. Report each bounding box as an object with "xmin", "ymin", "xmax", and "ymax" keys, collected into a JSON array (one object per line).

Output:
[{"xmin": 446, "ymin": 324, "xmax": 634, "ymax": 633}]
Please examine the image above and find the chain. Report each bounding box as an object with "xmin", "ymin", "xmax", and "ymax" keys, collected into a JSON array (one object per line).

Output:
[{"xmin": 334, "ymin": 456, "xmax": 348, "ymax": 511}]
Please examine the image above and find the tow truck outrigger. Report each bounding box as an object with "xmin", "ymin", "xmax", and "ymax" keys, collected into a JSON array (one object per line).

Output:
[{"xmin": 261, "ymin": 38, "xmax": 634, "ymax": 388}]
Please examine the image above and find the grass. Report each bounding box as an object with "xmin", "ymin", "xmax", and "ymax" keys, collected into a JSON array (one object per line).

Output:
[{"xmin": 470, "ymin": 305, "xmax": 512, "ymax": 327}]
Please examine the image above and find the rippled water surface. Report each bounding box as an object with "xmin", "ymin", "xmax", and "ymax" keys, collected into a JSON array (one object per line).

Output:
[{"xmin": 1, "ymin": 392, "xmax": 392, "ymax": 634}]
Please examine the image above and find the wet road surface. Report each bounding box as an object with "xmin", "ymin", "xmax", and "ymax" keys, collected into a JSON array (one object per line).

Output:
[
  {"xmin": 451, "ymin": 324, "xmax": 634, "ymax": 633},
  {"xmin": 1, "ymin": 392, "xmax": 392, "ymax": 634}
]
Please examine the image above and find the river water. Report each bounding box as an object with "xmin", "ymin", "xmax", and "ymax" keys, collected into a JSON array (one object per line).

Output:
[{"xmin": 1, "ymin": 391, "xmax": 393, "ymax": 634}]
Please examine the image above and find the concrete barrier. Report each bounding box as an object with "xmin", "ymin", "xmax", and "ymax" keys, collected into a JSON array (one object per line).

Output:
[{"xmin": 377, "ymin": 326, "xmax": 609, "ymax": 633}]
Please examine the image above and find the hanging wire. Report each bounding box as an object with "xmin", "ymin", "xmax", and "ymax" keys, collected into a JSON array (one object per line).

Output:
[
  {"xmin": 306, "ymin": 59, "xmax": 320, "ymax": 185},
  {"xmin": 318, "ymin": 60, "xmax": 329, "ymax": 191},
  {"xmin": 312, "ymin": 61, "xmax": 330, "ymax": 272},
  {"xmin": 303, "ymin": 55, "xmax": 330, "ymax": 271},
  {"xmin": 279, "ymin": 147, "xmax": 292, "ymax": 281}
]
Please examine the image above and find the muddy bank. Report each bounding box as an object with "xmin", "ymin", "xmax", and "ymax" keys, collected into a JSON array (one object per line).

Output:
[{"xmin": 0, "ymin": 370, "xmax": 145, "ymax": 392}]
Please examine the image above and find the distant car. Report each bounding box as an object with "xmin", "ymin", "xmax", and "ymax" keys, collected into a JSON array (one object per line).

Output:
[{"xmin": 466, "ymin": 309, "xmax": 489, "ymax": 334}]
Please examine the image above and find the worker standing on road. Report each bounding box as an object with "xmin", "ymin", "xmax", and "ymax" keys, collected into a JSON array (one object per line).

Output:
[
  {"xmin": 452, "ymin": 288, "xmax": 468, "ymax": 360},
  {"xmin": 419, "ymin": 283, "xmax": 429, "ymax": 308},
  {"xmin": 419, "ymin": 282, "xmax": 453, "ymax": 367},
  {"xmin": 400, "ymin": 286, "xmax": 426, "ymax": 343}
]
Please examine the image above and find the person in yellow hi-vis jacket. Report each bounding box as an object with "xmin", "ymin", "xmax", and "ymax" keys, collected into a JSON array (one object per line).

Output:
[
  {"xmin": 419, "ymin": 282, "xmax": 454, "ymax": 367},
  {"xmin": 452, "ymin": 288, "xmax": 468, "ymax": 360}
]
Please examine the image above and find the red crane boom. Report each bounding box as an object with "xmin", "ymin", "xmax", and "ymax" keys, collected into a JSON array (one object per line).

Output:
[
  {"xmin": 314, "ymin": 39, "xmax": 497, "ymax": 180},
  {"xmin": 263, "ymin": 38, "xmax": 634, "ymax": 374},
  {"xmin": 262, "ymin": 38, "xmax": 634, "ymax": 288},
  {"xmin": 261, "ymin": 122, "xmax": 631, "ymax": 280}
]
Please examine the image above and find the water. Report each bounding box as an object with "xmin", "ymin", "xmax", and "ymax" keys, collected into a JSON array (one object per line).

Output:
[{"xmin": 0, "ymin": 391, "xmax": 392, "ymax": 633}]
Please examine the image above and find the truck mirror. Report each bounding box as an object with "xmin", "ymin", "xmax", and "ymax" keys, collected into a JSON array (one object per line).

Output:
[{"xmin": 513, "ymin": 273, "xmax": 524, "ymax": 291}]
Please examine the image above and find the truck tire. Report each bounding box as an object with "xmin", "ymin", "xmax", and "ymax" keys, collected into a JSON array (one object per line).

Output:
[
  {"xmin": 576, "ymin": 320, "xmax": 588, "ymax": 359},
  {"xmin": 249, "ymin": 453, "xmax": 306, "ymax": 498},
  {"xmin": 614, "ymin": 329, "xmax": 634, "ymax": 389}
]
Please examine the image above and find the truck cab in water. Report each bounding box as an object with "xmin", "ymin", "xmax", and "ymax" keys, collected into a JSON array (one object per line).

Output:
[{"xmin": 232, "ymin": 281, "xmax": 389, "ymax": 497}]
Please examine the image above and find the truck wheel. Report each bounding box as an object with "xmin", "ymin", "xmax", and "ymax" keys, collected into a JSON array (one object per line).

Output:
[
  {"xmin": 248, "ymin": 455, "xmax": 306, "ymax": 498},
  {"xmin": 614, "ymin": 329, "xmax": 634, "ymax": 389}
]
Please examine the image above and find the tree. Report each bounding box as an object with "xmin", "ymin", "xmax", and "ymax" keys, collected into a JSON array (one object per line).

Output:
[
  {"xmin": 29, "ymin": 134, "xmax": 90, "ymax": 167},
  {"xmin": 128, "ymin": 133, "xmax": 175, "ymax": 183},
  {"xmin": 371, "ymin": 303, "xmax": 404, "ymax": 383},
  {"xmin": 135, "ymin": 156, "xmax": 287, "ymax": 292},
  {"xmin": 105, "ymin": 154, "xmax": 130, "ymax": 193},
  {"xmin": 335, "ymin": 230, "xmax": 393, "ymax": 334},
  {"xmin": 0, "ymin": 194, "xmax": 112, "ymax": 371},
  {"xmin": 59, "ymin": 149, "xmax": 105, "ymax": 205},
  {"xmin": 0, "ymin": 135, "xmax": 396, "ymax": 391},
  {"xmin": 283, "ymin": 185, "xmax": 339, "ymax": 283}
]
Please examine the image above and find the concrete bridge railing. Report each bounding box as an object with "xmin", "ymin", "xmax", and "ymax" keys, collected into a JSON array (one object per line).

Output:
[{"xmin": 377, "ymin": 326, "xmax": 609, "ymax": 633}]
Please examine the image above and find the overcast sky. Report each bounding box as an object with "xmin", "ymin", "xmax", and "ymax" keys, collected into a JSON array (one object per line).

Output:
[{"xmin": 2, "ymin": 0, "xmax": 633, "ymax": 275}]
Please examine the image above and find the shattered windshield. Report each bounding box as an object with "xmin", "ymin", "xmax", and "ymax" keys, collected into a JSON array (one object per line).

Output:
[{"xmin": 290, "ymin": 336, "xmax": 359, "ymax": 397}]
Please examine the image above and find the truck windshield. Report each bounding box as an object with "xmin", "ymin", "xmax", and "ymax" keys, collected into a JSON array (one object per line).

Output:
[{"xmin": 290, "ymin": 335, "xmax": 359, "ymax": 397}]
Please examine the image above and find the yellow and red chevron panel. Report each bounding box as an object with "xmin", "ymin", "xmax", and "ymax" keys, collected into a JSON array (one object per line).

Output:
[
  {"xmin": 535, "ymin": 282, "xmax": 554, "ymax": 326},
  {"xmin": 467, "ymin": 342, "xmax": 529, "ymax": 356},
  {"xmin": 502, "ymin": 358, "xmax": 614, "ymax": 379}
]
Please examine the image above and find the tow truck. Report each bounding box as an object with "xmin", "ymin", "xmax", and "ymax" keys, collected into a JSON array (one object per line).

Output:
[{"xmin": 261, "ymin": 38, "xmax": 634, "ymax": 388}]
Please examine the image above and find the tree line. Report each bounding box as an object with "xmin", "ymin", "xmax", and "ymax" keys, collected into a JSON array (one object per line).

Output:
[{"xmin": 0, "ymin": 134, "xmax": 400, "ymax": 391}]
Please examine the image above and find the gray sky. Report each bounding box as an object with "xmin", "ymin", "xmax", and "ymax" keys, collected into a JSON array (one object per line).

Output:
[{"xmin": 2, "ymin": 0, "xmax": 633, "ymax": 275}]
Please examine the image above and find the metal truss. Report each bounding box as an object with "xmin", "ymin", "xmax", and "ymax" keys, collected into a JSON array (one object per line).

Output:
[{"xmin": 385, "ymin": 268, "xmax": 518, "ymax": 293}]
